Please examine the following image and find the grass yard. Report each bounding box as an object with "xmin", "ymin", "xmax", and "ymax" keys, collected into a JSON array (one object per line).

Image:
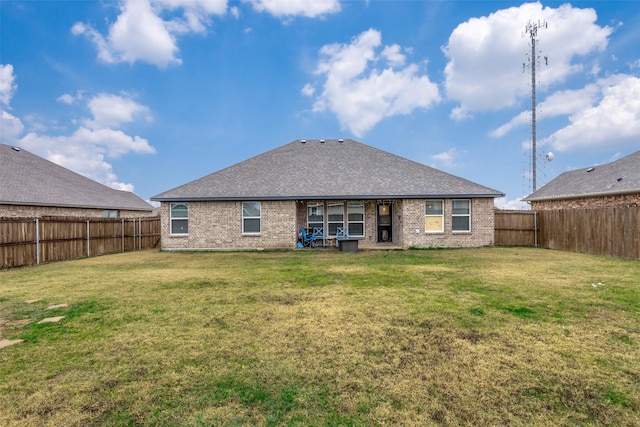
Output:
[{"xmin": 0, "ymin": 247, "xmax": 638, "ymax": 426}]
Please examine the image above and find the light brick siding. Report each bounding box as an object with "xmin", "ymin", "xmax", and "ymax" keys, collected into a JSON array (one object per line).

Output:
[
  {"xmin": 400, "ymin": 198, "xmax": 495, "ymax": 248},
  {"xmin": 161, "ymin": 200, "xmax": 297, "ymax": 250},
  {"xmin": 163, "ymin": 198, "xmax": 496, "ymax": 250},
  {"xmin": 0, "ymin": 204, "xmax": 152, "ymax": 219},
  {"xmin": 530, "ymin": 192, "xmax": 640, "ymax": 210}
]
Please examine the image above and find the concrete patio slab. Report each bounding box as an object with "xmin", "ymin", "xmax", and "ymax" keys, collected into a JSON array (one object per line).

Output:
[
  {"xmin": 0, "ymin": 339, "xmax": 24, "ymax": 349},
  {"xmin": 38, "ymin": 316, "xmax": 65, "ymax": 324},
  {"xmin": 47, "ymin": 303, "xmax": 68, "ymax": 310}
]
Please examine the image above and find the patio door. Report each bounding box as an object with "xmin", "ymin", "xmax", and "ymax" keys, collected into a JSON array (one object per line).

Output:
[{"xmin": 377, "ymin": 202, "xmax": 392, "ymax": 242}]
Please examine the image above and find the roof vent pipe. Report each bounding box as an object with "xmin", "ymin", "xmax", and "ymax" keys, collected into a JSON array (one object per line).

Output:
[
  {"xmin": 11, "ymin": 146, "xmax": 21, "ymax": 152},
  {"xmin": 300, "ymin": 139, "xmax": 306, "ymax": 144},
  {"xmin": 338, "ymin": 139, "xmax": 344, "ymax": 143},
  {"xmin": 320, "ymin": 139, "xmax": 325, "ymax": 143}
]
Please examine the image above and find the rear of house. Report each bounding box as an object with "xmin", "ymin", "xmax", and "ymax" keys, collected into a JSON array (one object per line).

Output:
[{"xmin": 152, "ymin": 139, "xmax": 504, "ymax": 250}]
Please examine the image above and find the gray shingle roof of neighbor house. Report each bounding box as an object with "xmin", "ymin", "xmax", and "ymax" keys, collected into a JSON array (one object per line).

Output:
[
  {"xmin": 152, "ymin": 139, "xmax": 504, "ymax": 201},
  {"xmin": 524, "ymin": 149, "xmax": 640, "ymax": 202},
  {"xmin": 0, "ymin": 144, "xmax": 153, "ymax": 211}
]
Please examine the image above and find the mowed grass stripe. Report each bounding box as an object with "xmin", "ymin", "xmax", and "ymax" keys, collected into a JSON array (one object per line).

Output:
[{"xmin": 0, "ymin": 248, "xmax": 638, "ymax": 426}]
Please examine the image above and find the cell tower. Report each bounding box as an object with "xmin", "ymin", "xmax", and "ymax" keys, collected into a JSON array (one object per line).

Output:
[{"xmin": 523, "ymin": 20, "xmax": 547, "ymax": 192}]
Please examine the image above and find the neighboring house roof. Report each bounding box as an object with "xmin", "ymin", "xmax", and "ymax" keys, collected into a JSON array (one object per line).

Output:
[
  {"xmin": 524, "ymin": 150, "xmax": 640, "ymax": 202},
  {"xmin": 152, "ymin": 139, "xmax": 503, "ymax": 201},
  {"xmin": 0, "ymin": 144, "xmax": 153, "ymax": 211}
]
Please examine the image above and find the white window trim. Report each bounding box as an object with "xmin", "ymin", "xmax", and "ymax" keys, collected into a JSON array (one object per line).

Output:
[
  {"xmin": 347, "ymin": 202, "xmax": 365, "ymax": 237},
  {"xmin": 170, "ymin": 203, "xmax": 189, "ymax": 236},
  {"xmin": 242, "ymin": 201, "xmax": 261, "ymax": 235},
  {"xmin": 307, "ymin": 202, "xmax": 324, "ymax": 231},
  {"xmin": 451, "ymin": 199, "xmax": 471, "ymax": 233},
  {"xmin": 425, "ymin": 199, "xmax": 444, "ymax": 233}
]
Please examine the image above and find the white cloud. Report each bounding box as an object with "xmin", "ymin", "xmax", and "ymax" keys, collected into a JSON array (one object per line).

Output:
[
  {"xmin": 491, "ymin": 84, "xmax": 600, "ymax": 137},
  {"xmin": 73, "ymin": 0, "xmax": 228, "ymax": 68},
  {"xmin": 544, "ymin": 74, "xmax": 640, "ymax": 152},
  {"xmin": 308, "ymin": 29, "xmax": 440, "ymax": 137},
  {"xmin": 0, "ymin": 64, "xmax": 17, "ymax": 106},
  {"xmin": 301, "ymin": 83, "xmax": 315, "ymax": 97},
  {"xmin": 494, "ymin": 74, "xmax": 640, "ymax": 153},
  {"xmin": 443, "ymin": 2, "xmax": 612, "ymax": 119},
  {"xmin": 83, "ymin": 93, "xmax": 153, "ymax": 130},
  {"xmin": 0, "ymin": 66, "xmax": 155, "ymax": 191},
  {"xmin": 0, "ymin": 65, "xmax": 24, "ymax": 145},
  {"xmin": 20, "ymin": 129, "xmax": 150, "ymax": 190},
  {"xmin": 381, "ymin": 44, "xmax": 406, "ymax": 67},
  {"xmin": 57, "ymin": 94, "xmax": 75, "ymax": 105},
  {"xmin": 246, "ymin": 0, "xmax": 340, "ymax": 18},
  {"xmin": 0, "ymin": 110, "xmax": 24, "ymax": 144},
  {"xmin": 494, "ymin": 196, "xmax": 530, "ymax": 210},
  {"xmin": 431, "ymin": 148, "xmax": 460, "ymax": 168},
  {"xmin": 57, "ymin": 91, "xmax": 85, "ymax": 105}
]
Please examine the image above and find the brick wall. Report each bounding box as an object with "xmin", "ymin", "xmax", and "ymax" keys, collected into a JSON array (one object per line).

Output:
[
  {"xmin": 400, "ymin": 198, "xmax": 495, "ymax": 248},
  {"xmin": 0, "ymin": 204, "xmax": 152, "ymax": 219},
  {"xmin": 160, "ymin": 200, "xmax": 297, "ymax": 250},
  {"xmin": 161, "ymin": 198, "xmax": 496, "ymax": 250},
  {"xmin": 530, "ymin": 192, "xmax": 640, "ymax": 210}
]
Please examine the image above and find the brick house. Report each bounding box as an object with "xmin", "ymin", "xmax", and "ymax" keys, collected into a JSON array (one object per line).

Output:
[
  {"xmin": 152, "ymin": 139, "xmax": 503, "ymax": 250},
  {"xmin": 0, "ymin": 144, "xmax": 153, "ymax": 218},
  {"xmin": 524, "ymin": 150, "xmax": 640, "ymax": 210}
]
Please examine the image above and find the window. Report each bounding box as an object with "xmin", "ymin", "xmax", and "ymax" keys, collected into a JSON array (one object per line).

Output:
[
  {"xmin": 307, "ymin": 203, "xmax": 324, "ymax": 231},
  {"xmin": 102, "ymin": 210, "xmax": 119, "ymax": 218},
  {"xmin": 327, "ymin": 203, "xmax": 344, "ymax": 236},
  {"xmin": 425, "ymin": 200, "xmax": 443, "ymax": 232},
  {"xmin": 347, "ymin": 203, "xmax": 364, "ymax": 237},
  {"xmin": 170, "ymin": 203, "xmax": 188, "ymax": 235},
  {"xmin": 242, "ymin": 201, "xmax": 261, "ymax": 234},
  {"xmin": 452, "ymin": 199, "xmax": 471, "ymax": 232}
]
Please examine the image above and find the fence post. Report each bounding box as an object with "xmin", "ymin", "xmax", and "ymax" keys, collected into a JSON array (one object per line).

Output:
[
  {"xmin": 87, "ymin": 220, "xmax": 90, "ymax": 257},
  {"xmin": 35, "ymin": 218, "xmax": 40, "ymax": 265},
  {"xmin": 534, "ymin": 211, "xmax": 538, "ymax": 247},
  {"xmin": 122, "ymin": 219, "xmax": 125, "ymax": 252}
]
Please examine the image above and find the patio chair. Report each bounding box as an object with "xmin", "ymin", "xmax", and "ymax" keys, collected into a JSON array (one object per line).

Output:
[
  {"xmin": 312, "ymin": 227, "xmax": 326, "ymax": 247},
  {"xmin": 300, "ymin": 227, "xmax": 317, "ymax": 247},
  {"xmin": 335, "ymin": 227, "xmax": 348, "ymax": 247}
]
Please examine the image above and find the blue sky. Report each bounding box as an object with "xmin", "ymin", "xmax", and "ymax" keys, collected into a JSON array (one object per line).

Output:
[{"xmin": 1, "ymin": 1, "xmax": 639, "ymax": 209}]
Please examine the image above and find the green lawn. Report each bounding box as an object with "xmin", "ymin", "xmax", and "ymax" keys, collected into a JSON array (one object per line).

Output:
[{"xmin": 1, "ymin": 248, "xmax": 638, "ymax": 426}]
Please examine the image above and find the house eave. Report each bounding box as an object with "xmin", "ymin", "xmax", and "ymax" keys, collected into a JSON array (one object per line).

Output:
[
  {"xmin": 524, "ymin": 188, "xmax": 640, "ymax": 202},
  {"xmin": 0, "ymin": 200, "xmax": 153, "ymax": 212},
  {"xmin": 151, "ymin": 193, "xmax": 505, "ymax": 202}
]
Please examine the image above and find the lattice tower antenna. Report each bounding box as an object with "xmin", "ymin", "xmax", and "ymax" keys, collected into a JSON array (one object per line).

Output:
[{"xmin": 523, "ymin": 20, "xmax": 547, "ymax": 192}]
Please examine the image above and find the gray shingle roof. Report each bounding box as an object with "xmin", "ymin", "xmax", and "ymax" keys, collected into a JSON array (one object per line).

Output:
[
  {"xmin": 524, "ymin": 150, "xmax": 640, "ymax": 202},
  {"xmin": 0, "ymin": 144, "xmax": 153, "ymax": 211},
  {"xmin": 152, "ymin": 139, "xmax": 503, "ymax": 201}
]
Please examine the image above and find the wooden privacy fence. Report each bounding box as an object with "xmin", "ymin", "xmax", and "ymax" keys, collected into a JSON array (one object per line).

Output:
[
  {"xmin": 538, "ymin": 207, "xmax": 640, "ymax": 260},
  {"xmin": 494, "ymin": 210, "xmax": 538, "ymax": 246},
  {"xmin": 495, "ymin": 207, "xmax": 640, "ymax": 260},
  {"xmin": 1, "ymin": 217, "xmax": 160, "ymax": 269}
]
